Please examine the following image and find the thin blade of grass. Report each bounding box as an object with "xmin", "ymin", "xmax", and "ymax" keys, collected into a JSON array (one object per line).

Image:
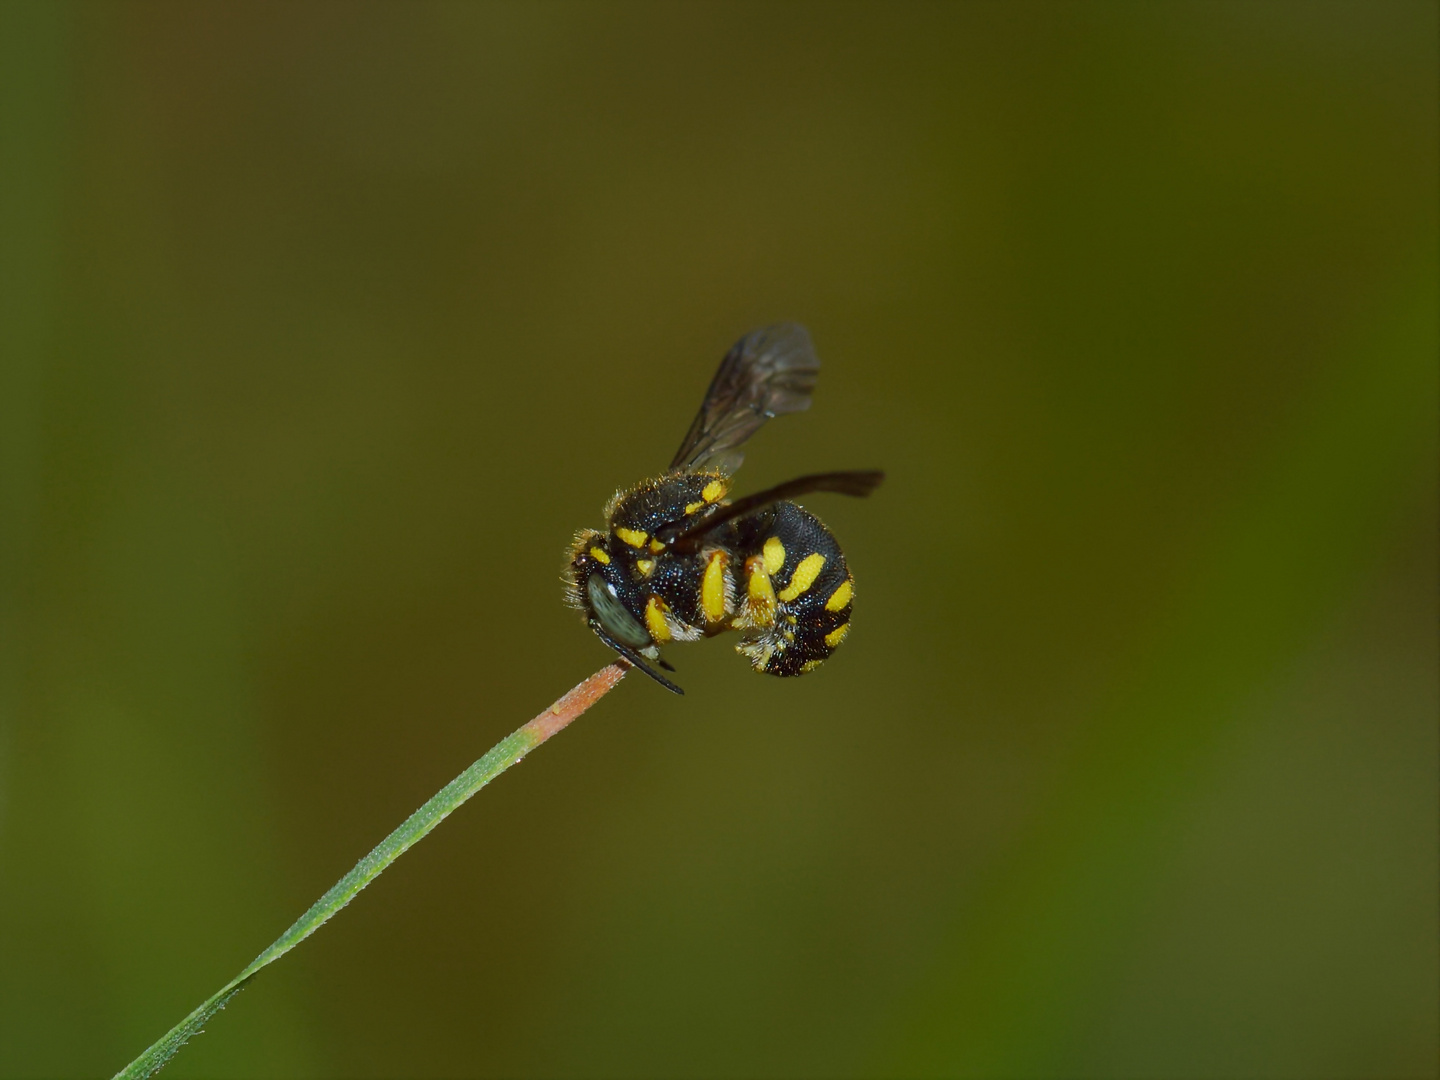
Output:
[{"xmin": 113, "ymin": 661, "xmax": 629, "ymax": 1080}]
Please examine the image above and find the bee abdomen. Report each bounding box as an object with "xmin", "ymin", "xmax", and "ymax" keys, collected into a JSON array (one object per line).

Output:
[{"xmin": 733, "ymin": 501, "xmax": 854, "ymax": 677}]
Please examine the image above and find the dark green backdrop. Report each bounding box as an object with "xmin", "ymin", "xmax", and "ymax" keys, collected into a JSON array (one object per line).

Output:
[{"xmin": 2, "ymin": 3, "xmax": 1436, "ymax": 1077}]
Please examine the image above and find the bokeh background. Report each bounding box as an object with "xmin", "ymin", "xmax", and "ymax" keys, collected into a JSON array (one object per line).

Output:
[{"xmin": 2, "ymin": 3, "xmax": 1436, "ymax": 1078}]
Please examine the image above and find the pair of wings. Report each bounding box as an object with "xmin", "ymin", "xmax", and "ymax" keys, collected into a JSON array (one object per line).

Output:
[{"xmin": 659, "ymin": 323, "xmax": 883, "ymax": 553}]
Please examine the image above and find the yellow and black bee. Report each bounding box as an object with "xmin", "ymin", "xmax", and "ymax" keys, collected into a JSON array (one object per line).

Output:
[{"xmin": 564, "ymin": 323, "xmax": 883, "ymax": 694}]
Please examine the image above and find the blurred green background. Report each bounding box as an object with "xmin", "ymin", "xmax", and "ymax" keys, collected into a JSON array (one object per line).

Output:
[{"xmin": 2, "ymin": 3, "xmax": 1436, "ymax": 1077}]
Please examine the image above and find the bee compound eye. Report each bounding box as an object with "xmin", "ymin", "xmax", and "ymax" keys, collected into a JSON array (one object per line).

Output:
[{"xmin": 586, "ymin": 572, "xmax": 651, "ymax": 649}]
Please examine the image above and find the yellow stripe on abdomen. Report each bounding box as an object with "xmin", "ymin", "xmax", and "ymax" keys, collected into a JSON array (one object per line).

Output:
[
  {"xmin": 762, "ymin": 537, "xmax": 785, "ymax": 576},
  {"xmin": 778, "ymin": 553, "xmax": 826, "ymax": 602}
]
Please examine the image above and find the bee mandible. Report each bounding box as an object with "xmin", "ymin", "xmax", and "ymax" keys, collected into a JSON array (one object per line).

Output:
[{"xmin": 564, "ymin": 323, "xmax": 883, "ymax": 694}]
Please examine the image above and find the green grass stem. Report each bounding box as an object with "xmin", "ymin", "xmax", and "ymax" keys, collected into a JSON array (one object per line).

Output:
[{"xmin": 112, "ymin": 661, "xmax": 630, "ymax": 1080}]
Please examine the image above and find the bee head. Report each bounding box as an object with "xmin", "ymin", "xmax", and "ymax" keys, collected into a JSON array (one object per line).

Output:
[
  {"xmin": 565, "ymin": 531, "xmax": 648, "ymax": 645},
  {"xmin": 564, "ymin": 529, "xmax": 683, "ymax": 694}
]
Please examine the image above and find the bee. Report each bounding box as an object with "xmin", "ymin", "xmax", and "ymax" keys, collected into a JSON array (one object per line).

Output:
[{"xmin": 564, "ymin": 323, "xmax": 883, "ymax": 694}]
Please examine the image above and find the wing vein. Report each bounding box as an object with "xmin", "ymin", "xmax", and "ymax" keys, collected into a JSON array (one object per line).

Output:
[{"xmin": 669, "ymin": 323, "xmax": 821, "ymax": 474}]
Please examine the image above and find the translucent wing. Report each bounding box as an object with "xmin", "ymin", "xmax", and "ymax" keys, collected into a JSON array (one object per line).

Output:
[{"xmin": 669, "ymin": 323, "xmax": 820, "ymax": 474}]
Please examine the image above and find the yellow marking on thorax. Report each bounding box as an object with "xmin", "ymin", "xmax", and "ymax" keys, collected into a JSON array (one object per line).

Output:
[
  {"xmin": 636, "ymin": 558, "xmax": 655, "ymax": 577},
  {"xmin": 824, "ymin": 623, "xmax": 850, "ymax": 648},
  {"xmin": 778, "ymin": 552, "xmax": 826, "ymax": 602},
  {"xmin": 800, "ymin": 659, "xmax": 825, "ymax": 673},
  {"xmin": 644, "ymin": 595, "xmax": 672, "ymax": 643},
  {"xmin": 701, "ymin": 551, "xmax": 730, "ymax": 623},
  {"xmin": 615, "ymin": 526, "xmax": 648, "ymax": 548},
  {"xmin": 684, "ymin": 500, "xmax": 705, "ymax": 515},
  {"xmin": 825, "ymin": 577, "xmax": 852, "ymax": 612},
  {"xmin": 648, "ymin": 537, "xmax": 666, "ymax": 554},
  {"xmin": 588, "ymin": 546, "xmax": 610, "ymax": 565},
  {"xmin": 762, "ymin": 537, "xmax": 786, "ymax": 576},
  {"xmin": 702, "ymin": 479, "xmax": 727, "ymax": 503}
]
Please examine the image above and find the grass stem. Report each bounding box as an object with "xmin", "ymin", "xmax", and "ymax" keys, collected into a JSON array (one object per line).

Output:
[{"xmin": 112, "ymin": 661, "xmax": 630, "ymax": 1080}]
